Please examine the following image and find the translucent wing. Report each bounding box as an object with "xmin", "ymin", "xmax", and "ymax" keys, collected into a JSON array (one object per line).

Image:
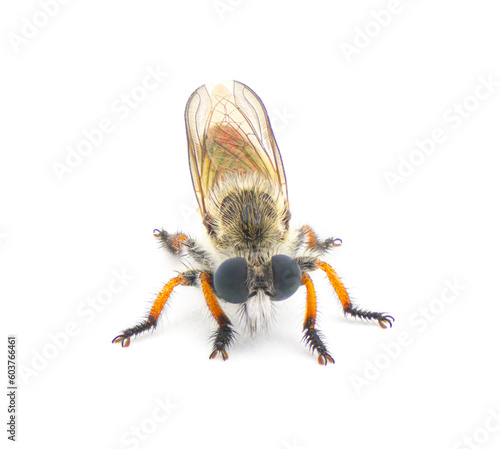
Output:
[{"xmin": 185, "ymin": 80, "xmax": 288, "ymax": 221}]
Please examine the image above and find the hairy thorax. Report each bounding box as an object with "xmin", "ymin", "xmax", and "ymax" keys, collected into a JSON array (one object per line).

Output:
[{"xmin": 206, "ymin": 173, "xmax": 290, "ymax": 259}]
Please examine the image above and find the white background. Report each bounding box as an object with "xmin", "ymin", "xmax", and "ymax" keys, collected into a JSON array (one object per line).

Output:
[{"xmin": 2, "ymin": 1, "xmax": 500, "ymax": 448}]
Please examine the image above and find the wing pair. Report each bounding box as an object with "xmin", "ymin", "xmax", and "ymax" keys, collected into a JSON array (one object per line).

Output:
[{"xmin": 185, "ymin": 81, "xmax": 289, "ymax": 221}]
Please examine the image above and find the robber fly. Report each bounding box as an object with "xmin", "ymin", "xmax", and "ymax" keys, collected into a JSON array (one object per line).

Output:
[{"xmin": 112, "ymin": 81, "xmax": 394, "ymax": 364}]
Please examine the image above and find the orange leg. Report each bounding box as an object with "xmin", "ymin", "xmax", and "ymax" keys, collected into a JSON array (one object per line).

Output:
[
  {"xmin": 318, "ymin": 260, "xmax": 394, "ymax": 329},
  {"xmin": 200, "ymin": 273, "xmax": 235, "ymax": 361},
  {"xmin": 112, "ymin": 273, "xmax": 191, "ymax": 347},
  {"xmin": 318, "ymin": 261, "xmax": 352, "ymax": 311},
  {"xmin": 302, "ymin": 273, "xmax": 317, "ymax": 328},
  {"xmin": 149, "ymin": 275, "xmax": 187, "ymax": 321},
  {"xmin": 301, "ymin": 273, "xmax": 334, "ymax": 365}
]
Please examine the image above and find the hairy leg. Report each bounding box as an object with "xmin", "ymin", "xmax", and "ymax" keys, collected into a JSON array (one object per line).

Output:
[
  {"xmin": 154, "ymin": 229, "xmax": 215, "ymax": 270},
  {"xmin": 153, "ymin": 229, "xmax": 188, "ymax": 255},
  {"xmin": 296, "ymin": 256, "xmax": 394, "ymax": 328},
  {"xmin": 199, "ymin": 272, "xmax": 236, "ymax": 361},
  {"xmin": 301, "ymin": 273, "xmax": 334, "ymax": 365},
  {"xmin": 300, "ymin": 225, "xmax": 342, "ymax": 254},
  {"xmin": 112, "ymin": 270, "xmax": 200, "ymax": 347}
]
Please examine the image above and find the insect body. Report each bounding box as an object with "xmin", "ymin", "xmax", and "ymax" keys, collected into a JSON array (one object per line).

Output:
[{"xmin": 112, "ymin": 81, "xmax": 394, "ymax": 364}]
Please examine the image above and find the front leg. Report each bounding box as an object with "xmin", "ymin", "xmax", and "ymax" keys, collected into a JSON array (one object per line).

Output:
[
  {"xmin": 301, "ymin": 273, "xmax": 334, "ymax": 365},
  {"xmin": 199, "ymin": 272, "xmax": 237, "ymax": 360}
]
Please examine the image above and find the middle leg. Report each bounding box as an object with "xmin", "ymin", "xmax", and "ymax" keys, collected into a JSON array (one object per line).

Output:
[
  {"xmin": 112, "ymin": 269, "xmax": 200, "ymax": 347},
  {"xmin": 318, "ymin": 261, "xmax": 394, "ymax": 328},
  {"xmin": 296, "ymin": 256, "xmax": 394, "ymax": 329}
]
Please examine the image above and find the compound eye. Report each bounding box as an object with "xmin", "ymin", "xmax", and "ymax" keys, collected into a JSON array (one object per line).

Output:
[
  {"xmin": 213, "ymin": 257, "xmax": 249, "ymax": 304},
  {"xmin": 271, "ymin": 255, "xmax": 302, "ymax": 301}
]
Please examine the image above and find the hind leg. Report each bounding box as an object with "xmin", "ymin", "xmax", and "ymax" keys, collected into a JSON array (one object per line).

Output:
[
  {"xmin": 154, "ymin": 229, "xmax": 215, "ymax": 270},
  {"xmin": 296, "ymin": 225, "xmax": 342, "ymax": 255}
]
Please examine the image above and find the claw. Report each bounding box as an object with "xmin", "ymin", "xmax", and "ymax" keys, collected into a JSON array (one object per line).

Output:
[
  {"xmin": 112, "ymin": 335, "xmax": 131, "ymax": 347},
  {"xmin": 323, "ymin": 237, "xmax": 342, "ymax": 250},
  {"xmin": 317, "ymin": 353, "xmax": 335, "ymax": 365},
  {"xmin": 378, "ymin": 315, "xmax": 395, "ymax": 329},
  {"xmin": 209, "ymin": 349, "xmax": 229, "ymax": 361},
  {"xmin": 153, "ymin": 229, "xmax": 161, "ymax": 237}
]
